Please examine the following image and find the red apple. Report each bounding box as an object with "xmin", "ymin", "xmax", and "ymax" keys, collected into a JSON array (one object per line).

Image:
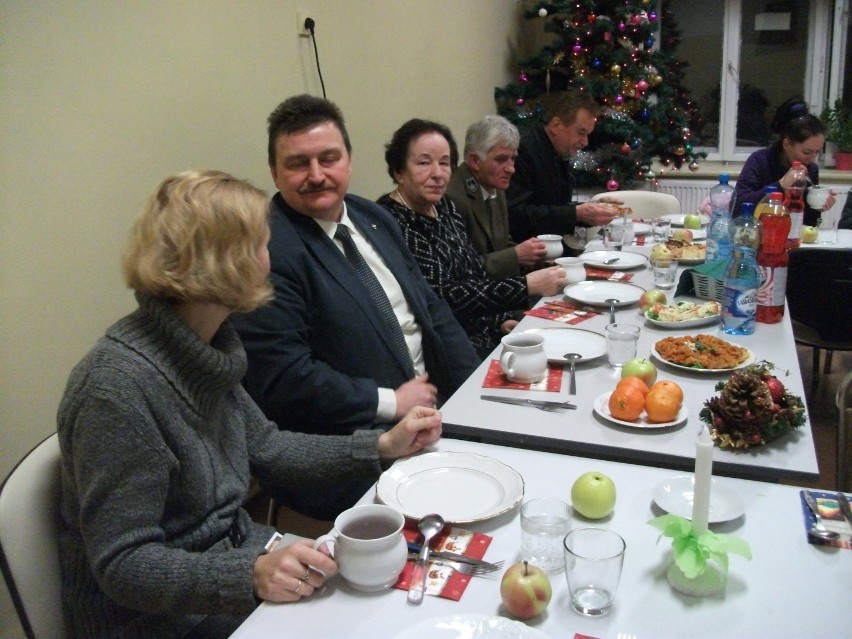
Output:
[
  {"xmin": 571, "ymin": 471, "xmax": 617, "ymax": 519},
  {"xmin": 671, "ymin": 228, "xmax": 694, "ymax": 242},
  {"xmin": 621, "ymin": 358, "xmax": 658, "ymax": 386},
  {"xmin": 639, "ymin": 289, "xmax": 667, "ymax": 312},
  {"xmin": 765, "ymin": 376, "xmax": 785, "ymax": 403},
  {"xmin": 500, "ymin": 561, "xmax": 552, "ymax": 619}
]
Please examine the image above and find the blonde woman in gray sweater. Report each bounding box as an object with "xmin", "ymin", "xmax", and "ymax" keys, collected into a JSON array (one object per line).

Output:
[{"xmin": 57, "ymin": 171, "xmax": 441, "ymax": 639}]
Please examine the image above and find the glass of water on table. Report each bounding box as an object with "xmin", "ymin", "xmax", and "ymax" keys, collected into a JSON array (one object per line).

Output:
[{"xmin": 520, "ymin": 498, "xmax": 571, "ymax": 572}]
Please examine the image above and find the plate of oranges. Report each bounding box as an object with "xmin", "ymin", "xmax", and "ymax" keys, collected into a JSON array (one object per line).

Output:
[{"xmin": 593, "ymin": 377, "xmax": 687, "ymax": 429}]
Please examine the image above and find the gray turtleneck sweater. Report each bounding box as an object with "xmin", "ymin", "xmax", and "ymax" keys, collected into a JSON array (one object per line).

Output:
[{"xmin": 57, "ymin": 294, "xmax": 384, "ymax": 638}]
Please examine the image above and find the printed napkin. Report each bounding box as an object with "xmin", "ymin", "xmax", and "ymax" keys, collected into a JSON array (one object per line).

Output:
[
  {"xmin": 393, "ymin": 525, "xmax": 493, "ymax": 601},
  {"xmin": 524, "ymin": 299, "xmax": 602, "ymax": 324},
  {"xmin": 482, "ymin": 359, "xmax": 563, "ymax": 392},
  {"xmin": 583, "ymin": 267, "xmax": 635, "ymax": 282},
  {"xmin": 800, "ymin": 490, "xmax": 852, "ymax": 549}
]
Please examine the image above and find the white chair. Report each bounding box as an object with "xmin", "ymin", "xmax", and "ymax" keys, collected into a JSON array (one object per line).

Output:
[
  {"xmin": 0, "ymin": 434, "xmax": 68, "ymax": 639},
  {"xmin": 591, "ymin": 190, "xmax": 681, "ymax": 219}
]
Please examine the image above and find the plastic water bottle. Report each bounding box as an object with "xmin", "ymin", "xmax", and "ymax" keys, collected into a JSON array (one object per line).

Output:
[
  {"xmin": 706, "ymin": 174, "xmax": 734, "ymax": 262},
  {"xmin": 783, "ymin": 161, "xmax": 807, "ymax": 250},
  {"xmin": 756, "ymin": 193, "xmax": 790, "ymax": 324},
  {"xmin": 722, "ymin": 203, "xmax": 760, "ymax": 335},
  {"xmin": 754, "ymin": 185, "xmax": 779, "ymax": 220}
]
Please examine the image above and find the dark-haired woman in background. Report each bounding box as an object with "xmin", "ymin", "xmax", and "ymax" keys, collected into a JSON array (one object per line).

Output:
[{"xmin": 734, "ymin": 98, "xmax": 836, "ymax": 224}]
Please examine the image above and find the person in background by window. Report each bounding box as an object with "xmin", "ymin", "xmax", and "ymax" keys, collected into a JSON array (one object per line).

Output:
[{"xmin": 734, "ymin": 98, "xmax": 836, "ymax": 224}]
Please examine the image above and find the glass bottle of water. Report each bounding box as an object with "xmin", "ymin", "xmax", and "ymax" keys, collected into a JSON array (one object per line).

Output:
[
  {"xmin": 722, "ymin": 203, "xmax": 759, "ymax": 335},
  {"xmin": 706, "ymin": 174, "xmax": 734, "ymax": 262}
]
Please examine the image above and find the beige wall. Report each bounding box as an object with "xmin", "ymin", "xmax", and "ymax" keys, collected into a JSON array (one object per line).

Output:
[{"xmin": 0, "ymin": 1, "xmax": 521, "ymax": 632}]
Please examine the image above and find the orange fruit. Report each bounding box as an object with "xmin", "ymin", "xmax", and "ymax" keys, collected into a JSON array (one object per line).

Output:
[
  {"xmin": 616, "ymin": 376, "xmax": 650, "ymax": 398},
  {"xmin": 645, "ymin": 388, "xmax": 682, "ymax": 423},
  {"xmin": 608, "ymin": 386, "xmax": 645, "ymax": 422},
  {"xmin": 649, "ymin": 380, "xmax": 684, "ymax": 404}
]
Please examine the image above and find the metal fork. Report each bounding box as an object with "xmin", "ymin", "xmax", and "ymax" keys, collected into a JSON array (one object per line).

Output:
[{"xmin": 435, "ymin": 559, "xmax": 504, "ymax": 576}]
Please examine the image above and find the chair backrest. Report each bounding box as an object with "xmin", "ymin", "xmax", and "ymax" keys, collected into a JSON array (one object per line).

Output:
[
  {"xmin": 590, "ymin": 190, "xmax": 681, "ymax": 219},
  {"xmin": 838, "ymin": 369, "xmax": 852, "ymax": 492},
  {"xmin": 787, "ymin": 248, "xmax": 852, "ymax": 344},
  {"xmin": 0, "ymin": 434, "xmax": 67, "ymax": 639}
]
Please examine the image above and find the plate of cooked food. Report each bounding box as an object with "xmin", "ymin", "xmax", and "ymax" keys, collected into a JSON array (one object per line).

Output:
[
  {"xmin": 660, "ymin": 239, "xmax": 706, "ymax": 264},
  {"xmin": 644, "ymin": 300, "xmax": 722, "ymax": 328},
  {"xmin": 652, "ymin": 334, "xmax": 754, "ymax": 372}
]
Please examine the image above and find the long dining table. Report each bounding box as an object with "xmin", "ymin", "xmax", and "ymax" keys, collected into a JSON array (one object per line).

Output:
[
  {"xmin": 439, "ymin": 232, "xmax": 822, "ymax": 484},
  {"xmin": 229, "ymin": 438, "xmax": 851, "ymax": 639}
]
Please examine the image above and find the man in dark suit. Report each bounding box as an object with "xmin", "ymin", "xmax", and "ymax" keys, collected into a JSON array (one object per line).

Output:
[
  {"xmin": 233, "ymin": 95, "xmax": 479, "ymax": 519},
  {"xmin": 446, "ymin": 115, "xmax": 547, "ymax": 277}
]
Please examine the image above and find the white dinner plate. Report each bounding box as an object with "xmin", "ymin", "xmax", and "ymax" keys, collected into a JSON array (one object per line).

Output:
[
  {"xmin": 651, "ymin": 341, "xmax": 756, "ymax": 373},
  {"xmin": 564, "ymin": 280, "xmax": 645, "ymax": 306},
  {"xmin": 376, "ymin": 452, "xmax": 524, "ymax": 523},
  {"xmin": 580, "ymin": 250, "xmax": 648, "ymax": 270},
  {"xmin": 593, "ymin": 392, "xmax": 688, "ymax": 429},
  {"xmin": 392, "ymin": 614, "xmax": 549, "ymax": 639},
  {"xmin": 653, "ymin": 475, "xmax": 746, "ymax": 523},
  {"xmin": 643, "ymin": 311, "xmax": 721, "ymax": 329},
  {"xmin": 523, "ymin": 327, "xmax": 607, "ymax": 363},
  {"xmin": 663, "ymin": 213, "xmax": 711, "ymax": 227},
  {"xmin": 687, "ymin": 229, "xmax": 707, "ymax": 241},
  {"xmin": 611, "ymin": 218, "xmax": 653, "ymax": 236}
]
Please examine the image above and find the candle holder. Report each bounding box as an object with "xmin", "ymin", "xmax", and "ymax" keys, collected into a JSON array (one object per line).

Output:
[{"xmin": 648, "ymin": 514, "xmax": 751, "ymax": 597}]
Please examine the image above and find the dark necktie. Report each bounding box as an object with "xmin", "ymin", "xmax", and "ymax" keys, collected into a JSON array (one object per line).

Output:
[{"xmin": 334, "ymin": 224, "xmax": 415, "ymax": 378}]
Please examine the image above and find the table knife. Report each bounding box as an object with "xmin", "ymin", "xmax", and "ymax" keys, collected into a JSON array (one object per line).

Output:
[
  {"xmin": 480, "ymin": 394, "xmax": 577, "ymax": 410},
  {"xmin": 837, "ymin": 492, "xmax": 852, "ymax": 527},
  {"xmin": 407, "ymin": 544, "xmax": 499, "ymax": 569}
]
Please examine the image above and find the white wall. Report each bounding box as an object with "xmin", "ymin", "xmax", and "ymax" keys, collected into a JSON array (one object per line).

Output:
[{"xmin": 0, "ymin": 1, "xmax": 522, "ymax": 633}]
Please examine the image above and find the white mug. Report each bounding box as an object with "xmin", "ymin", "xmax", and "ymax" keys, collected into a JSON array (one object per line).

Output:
[
  {"xmin": 314, "ymin": 504, "xmax": 407, "ymax": 592},
  {"xmin": 555, "ymin": 257, "xmax": 586, "ymax": 285},
  {"xmin": 537, "ymin": 234, "xmax": 564, "ymax": 261},
  {"xmin": 499, "ymin": 333, "xmax": 548, "ymax": 383}
]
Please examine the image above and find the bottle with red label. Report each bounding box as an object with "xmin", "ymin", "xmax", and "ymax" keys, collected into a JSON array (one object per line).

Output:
[
  {"xmin": 783, "ymin": 160, "xmax": 807, "ymax": 250},
  {"xmin": 756, "ymin": 192, "xmax": 791, "ymax": 323}
]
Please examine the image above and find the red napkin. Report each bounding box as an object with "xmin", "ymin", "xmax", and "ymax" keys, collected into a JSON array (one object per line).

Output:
[
  {"xmin": 393, "ymin": 525, "xmax": 493, "ymax": 601},
  {"xmin": 584, "ymin": 266, "xmax": 634, "ymax": 282},
  {"xmin": 482, "ymin": 359, "xmax": 563, "ymax": 391},
  {"xmin": 524, "ymin": 299, "xmax": 601, "ymax": 325}
]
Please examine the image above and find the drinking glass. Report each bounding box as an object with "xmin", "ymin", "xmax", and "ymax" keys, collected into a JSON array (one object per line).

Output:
[
  {"xmin": 520, "ymin": 498, "xmax": 572, "ymax": 573},
  {"xmin": 605, "ymin": 323, "xmax": 640, "ymax": 368},
  {"xmin": 563, "ymin": 527, "xmax": 625, "ymax": 617},
  {"xmin": 604, "ymin": 222, "xmax": 627, "ymax": 250},
  {"xmin": 652, "ymin": 218, "xmax": 671, "ymax": 243},
  {"xmin": 817, "ymin": 215, "xmax": 838, "ymax": 244},
  {"xmin": 650, "ymin": 255, "xmax": 678, "ymax": 289}
]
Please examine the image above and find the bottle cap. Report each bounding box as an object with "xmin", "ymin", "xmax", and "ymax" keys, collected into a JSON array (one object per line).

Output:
[{"xmin": 741, "ymin": 202, "xmax": 755, "ymax": 217}]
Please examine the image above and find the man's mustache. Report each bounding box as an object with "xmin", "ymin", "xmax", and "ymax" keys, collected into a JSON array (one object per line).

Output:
[{"xmin": 298, "ymin": 184, "xmax": 335, "ymax": 195}]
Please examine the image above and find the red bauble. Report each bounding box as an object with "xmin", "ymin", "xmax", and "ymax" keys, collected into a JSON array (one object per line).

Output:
[
  {"xmin": 620, "ymin": 143, "xmax": 631, "ymax": 155},
  {"xmin": 606, "ymin": 179, "xmax": 620, "ymax": 191},
  {"xmin": 765, "ymin": 377, "xmax": 786, "ymax": 404}
]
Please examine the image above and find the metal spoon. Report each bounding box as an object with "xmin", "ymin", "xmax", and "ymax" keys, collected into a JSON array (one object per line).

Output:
[
  {"xmin": 601, "ymin": 257, "xmax": 620, "ymax": 265},
  {"xmin": 407, "ymin": 513, "xmax": 444, "ymax": 605},
  {"xmin": 802, "ymin": 491, "xmax": 840, "ymax": 542},
  {"xmin": 605, "ymin": 298, "xmax": 619, "ymax": 324},
  {"xmin": 564, "ymin": 352, "xmax": 582, "ymax": 395}
]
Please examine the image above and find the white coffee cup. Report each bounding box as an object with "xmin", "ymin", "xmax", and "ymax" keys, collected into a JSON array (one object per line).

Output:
[
  {"xmin": 499, "ymin": 333, "xmax": 548, "ymax": 383},
  {"xmin": 555, "ymin": 257, "xmax": 587, "ymax": 285},
  {"xmin": 806, "ymin": 186, "xmax": 830, "ymax": 209},
  {"xmin": 537, "ymin": 234, "xmax": 564, "ymax": 261},
  {"xmin": 314, "ymin": 504, "xmax": 407, "ymax": 592}
]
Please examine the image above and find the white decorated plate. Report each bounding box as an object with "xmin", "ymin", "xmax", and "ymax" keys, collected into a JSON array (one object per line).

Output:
[
  {"xmin": 523, "ymin": 327, "xmax": 607, "ymax": 363},
  {"xmin": 593, "ymin": 392, "xmax": 688, "ymax": 429},
  {"xmin": 611, "ymin": 218, "xmax": 653, "ymax": 236},
  {"xmin": 393, "ymin": 614, "xmax": 549, "ymax": 639},
  {"xmin": 644, "ymin": 311, "xmax": 721, "ymax": 329},
  {"xmin": 376, "ymin": 452, "xmax": 524, "ymax": 523},
  {"xmin": 663, "ymin": 213, "xmax": 711, "ymax": 227},
  {"xmin": 651, "ymin": 341, "xmax": 756, "ymax": 373},
  {"xmin": 653, "ymin": 475, "xmax": 746, "ymax": 523},
  {"xmin": 564, "ymin": 280, "xmax": 645, "ymax": 306},
  {"xmin": 580, "ymin": 250, "xmax": 648, "ymax": 270}
]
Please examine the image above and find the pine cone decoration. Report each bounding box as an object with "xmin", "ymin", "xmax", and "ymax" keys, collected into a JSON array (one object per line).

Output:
[{"xmin": 699, "ymin": 362, "xmax": 806, "ymax": 448}]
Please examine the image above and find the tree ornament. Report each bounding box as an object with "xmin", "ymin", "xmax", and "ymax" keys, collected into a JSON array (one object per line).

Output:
[
  {"xmin": 572, "ymin": 43, "xmax": 583, "ymax": 53},
  {"xmin": 685, "ymin": 144, "xmax": 693, "ymax": 154},
  {"xmin": 538, "ymin": 8, "xmax": 547, "ymax": 18},
  {"xmin": 519, "ymin": 71, "xmax": 528, "ymax": 82},
  {"xmin": 689, "ymin": 160, "xmax": 700, "ymax": 172},
  {"xmin": 615, "ymin": 94, "xmax": 624, "ymax": 104},
  {"xmin": 618, "ymin": 21, "xmax": 626, "ymax": 31},
  {"xmin": 636, "ymin": 79, "xmax": 649, "ymax": 92},
  {"xmin": 675, "ymin": 146, "xmax": 685, "ymax": 156},
  {"xmin": 516, "ymin": 98, "xmax": 525, "ymax": 106},
  {"xmin": 611, "ymin": 63, "xmax": 621, "ymax": 75},
  {"xmin": 639, "ymin": 108, "xmax": 650, "ymax": 121},
  {"xmin": 631, "ymin": 139, "xmax": 641, "ymax": 150},
  {"xmin": 620, "ymin": 143, "xmax": 631, "ymax": 155},
  {"xmin": 645, "ymin": 38, "xmax": 655, "ymax": 49},
  {"xmin": 591, "ymin": 58, "xmax": 603, "ymax": 70},
  {"xmin": 649, "ymin": 11, "xmax": 658, "ymax": 21},
  {"xmin": 606, "ymin": 178, "xmax": 620, "ymax": 191}
]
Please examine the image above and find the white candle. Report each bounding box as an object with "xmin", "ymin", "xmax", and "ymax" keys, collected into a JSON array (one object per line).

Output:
[{"xmin": 692, "ymin": 427, "xmax": 714, "ymax": 534}]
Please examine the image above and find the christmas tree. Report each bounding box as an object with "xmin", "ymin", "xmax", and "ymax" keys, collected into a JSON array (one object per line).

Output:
[{"xmin": 495, "ymin": 0, "xmax": 704, "ymax": 190}]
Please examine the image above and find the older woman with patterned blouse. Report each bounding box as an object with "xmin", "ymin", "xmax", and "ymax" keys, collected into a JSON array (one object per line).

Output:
[{"xmin": 377, "ymin": 119, "xmax": 566, "ymax": 358}]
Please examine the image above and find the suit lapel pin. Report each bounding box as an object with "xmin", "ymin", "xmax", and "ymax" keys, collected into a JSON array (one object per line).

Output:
[
  {"xmin": 464, "ymin": 177, "xmax": 478, "ymax": 195},
  {"xmin": 371, "ymin": 224, "xmax": 378, "ymax": 230}
]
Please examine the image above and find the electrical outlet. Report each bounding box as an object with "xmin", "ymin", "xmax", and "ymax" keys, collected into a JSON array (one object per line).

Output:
[{"xmin": 297, "ymin": 11, "xmax": 312, "ymax": 37}]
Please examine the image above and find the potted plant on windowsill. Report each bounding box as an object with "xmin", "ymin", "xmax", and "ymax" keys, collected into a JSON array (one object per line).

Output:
[{"xmin": 820, "ymin": 99, "xmax": 852, "ymax": 170}]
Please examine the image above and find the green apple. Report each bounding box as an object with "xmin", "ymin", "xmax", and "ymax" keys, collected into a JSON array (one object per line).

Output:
[
  {"xmin": 671, "ymin": 228, "xmax": 694, "ymax": 242},
  {"xmin": 684, "ymin": 213, "xmax": 702, "ymax": 230},
  {"xmin": 571, "ymin": 471, "xmax": 617, "ymax": 520},
  {"xmin": 500, "ymin": 561, "xmax": 552, "ymax": 619},
  {"xmin": 801, "ymin": 225, "xmax": 818, "ymax": 243},
  {"xmin": 639, "ymin": 289, "xmax": 667, "ymax": 313},
  {"xmin": 650, "ymin": 244, "xmax": 673, "ymax": 261},
  {"xmin": 621, "ymin": 357, "xmax": 658, "ymax": 386}
]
